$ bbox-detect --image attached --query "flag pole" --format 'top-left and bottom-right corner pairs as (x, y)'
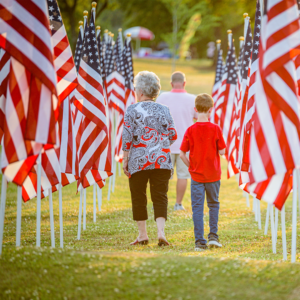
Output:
(0, 175), (7, 255)
(265, 203), (270, 235)
(36, 152), (42, 247)
(257, 199), (261, 230)
(216, 39), (221, 51)
(227, 30), (232, 48)
(281, 204), (287, 260)
(270, 204), (276, 254)
(92, 2), (97, 22)
(79, 21), (84, 40)
(49, 188), (55, 248)
(97, 184), (102, 211)
(274, 207), (279, 243)
(239, 36), (244, 50)
(83, 188), (86, 230)
(77, 189), (83, 240)
(16, 185), (22, 247)
(243, 13), (249, 38)
(58, 183), (63, 248)
(83, 11), (88, 31)
(291, 168), (298, 262)
(112, 111), (119, 193)
(93, 184), (96, 222)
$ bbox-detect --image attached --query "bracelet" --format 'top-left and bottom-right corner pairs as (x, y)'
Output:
(123, 157), (129, 160)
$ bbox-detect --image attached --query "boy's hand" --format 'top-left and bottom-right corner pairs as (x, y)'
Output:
(180, 150), (190, 167)
(219, 148), (226, 156)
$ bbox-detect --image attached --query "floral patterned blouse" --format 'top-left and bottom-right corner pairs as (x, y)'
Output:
(122, 101), (177, 177)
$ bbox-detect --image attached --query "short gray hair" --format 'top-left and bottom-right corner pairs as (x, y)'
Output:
(171, 71), (186, 83)
(134, 71), (161, 99)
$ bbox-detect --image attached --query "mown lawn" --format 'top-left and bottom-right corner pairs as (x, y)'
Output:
(1, 59), (300, 300)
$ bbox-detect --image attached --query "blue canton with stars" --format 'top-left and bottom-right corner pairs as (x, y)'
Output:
(226, 45), (237, 85)
(214, 49), (224, 84)
(251, 0), (261, 64)
(81, 13), (101, 74)
(241, 23), (253, 80)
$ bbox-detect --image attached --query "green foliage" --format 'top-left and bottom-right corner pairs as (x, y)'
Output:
(59, 0), (256, 57)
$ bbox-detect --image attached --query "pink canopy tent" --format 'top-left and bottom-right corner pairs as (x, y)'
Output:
(124, 27), (155, 50)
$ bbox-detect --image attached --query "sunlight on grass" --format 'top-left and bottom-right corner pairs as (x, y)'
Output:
(0, 59), (299, 299)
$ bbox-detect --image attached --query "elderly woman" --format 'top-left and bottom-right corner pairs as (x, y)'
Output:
(122, 71), (177, 246)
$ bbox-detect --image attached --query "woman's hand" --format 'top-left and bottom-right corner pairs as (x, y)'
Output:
(123, 158), (130, 177)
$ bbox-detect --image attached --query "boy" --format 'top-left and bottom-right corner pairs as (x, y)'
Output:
(180, 93), (226, 251)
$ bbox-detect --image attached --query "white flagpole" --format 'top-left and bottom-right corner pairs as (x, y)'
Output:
(291, 168), (298, 262)
(243, 191), (250, 207)
(257, 199), (261, 230)
(97, 185), (102, 211)
(112, 112), (118, 193)
(16, 186), (22, 247)
(274, 208), (279, 243)
(0, 175), (7, 255)
(118, 162), (121, 176)
(253, 196), (257, 219)
(77, 189), (83, 240)
(36, 152), (42, 247)
(83, 11), (88, 31)
(58, 184), (63, 248)
(83, 188), (86, 230)
(49, 188), (55, 248)
(108, 111), (115, 200)
(264, 204), (270, 235)
(270, 204), (276, 254)
(93, 184), (96, 222)
(281, 204), (287, 261)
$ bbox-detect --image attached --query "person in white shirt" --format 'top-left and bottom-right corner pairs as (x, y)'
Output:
(156, 71), (197, 211)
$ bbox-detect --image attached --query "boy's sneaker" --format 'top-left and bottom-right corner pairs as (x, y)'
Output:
(195, 242), (208, 251)
(208, 236), (222, 248)
(174, 203), (185, 211)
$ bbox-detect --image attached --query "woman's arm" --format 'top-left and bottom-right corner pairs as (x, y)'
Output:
(122, 108), (134, 177)
(166, 108), (177, 145)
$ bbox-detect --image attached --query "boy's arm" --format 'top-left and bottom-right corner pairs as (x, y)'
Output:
(180, 150), (190, 167)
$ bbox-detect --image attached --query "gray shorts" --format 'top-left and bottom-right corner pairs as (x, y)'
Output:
(171, 153), (190, 179)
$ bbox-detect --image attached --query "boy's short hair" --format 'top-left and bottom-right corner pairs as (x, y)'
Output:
(195, 93), (214, 113)
(171, 71), (186, 83)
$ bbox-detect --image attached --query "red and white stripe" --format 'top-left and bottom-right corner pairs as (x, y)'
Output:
(249, 0), (300, 209)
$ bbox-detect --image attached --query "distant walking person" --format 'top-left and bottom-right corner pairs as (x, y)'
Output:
(180, 94), (226, 251)
(122, 71), (177, 246)
(156, 71), (197, 211)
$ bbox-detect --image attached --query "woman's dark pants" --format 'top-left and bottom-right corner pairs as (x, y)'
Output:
(129, 169), (171, 221)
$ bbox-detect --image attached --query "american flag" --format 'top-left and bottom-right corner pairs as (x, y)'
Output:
(73, 9), (112, 190)
(74, 25), (84, 73)
(213, 41), (231, 127)
(226, 41), (244, 178)
(105, 39), (126, 115)
(96, 27), (106, 85)
(236, 22), (253, 170)
(217, 43), (237, 144)
(211, 47), (224, 105)
(240, 0), (261, 179)
(0, 0), (58, 185)
(248, 0), (300, 209)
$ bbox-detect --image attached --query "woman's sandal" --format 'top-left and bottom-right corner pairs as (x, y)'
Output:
(130, 238), (149, 246)
(158, 238), (169, 246)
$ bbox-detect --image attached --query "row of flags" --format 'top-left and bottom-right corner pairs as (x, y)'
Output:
(0, 0), (135, 202)
(211, 0), (300, 210)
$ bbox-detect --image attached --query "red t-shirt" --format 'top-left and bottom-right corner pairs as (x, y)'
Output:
(180, 122), (226, 183)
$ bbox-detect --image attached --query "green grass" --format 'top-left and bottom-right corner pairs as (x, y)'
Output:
(1, 59), (300, 299)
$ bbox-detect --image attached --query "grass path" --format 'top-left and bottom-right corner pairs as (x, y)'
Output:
(1, 59), (300, 299)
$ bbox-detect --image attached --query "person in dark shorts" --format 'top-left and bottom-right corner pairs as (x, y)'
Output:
(180, 93), (226, 251)
(122, 71), (177, 246)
